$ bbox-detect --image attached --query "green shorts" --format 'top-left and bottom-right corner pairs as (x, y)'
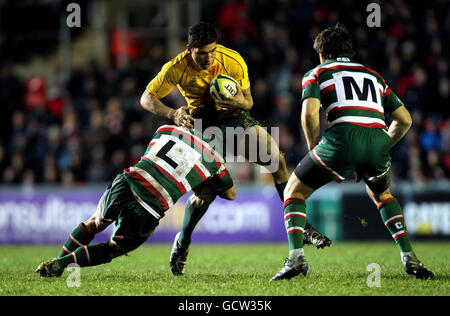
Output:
(310, 124), (391, 184)
(219, 111), (260, 132)
(100, 173), (159, 243)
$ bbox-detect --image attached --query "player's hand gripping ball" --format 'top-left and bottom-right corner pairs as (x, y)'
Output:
(210, 74), (238, 101)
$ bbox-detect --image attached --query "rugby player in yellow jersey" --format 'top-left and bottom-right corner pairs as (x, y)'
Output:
(140, 22), (331, 276)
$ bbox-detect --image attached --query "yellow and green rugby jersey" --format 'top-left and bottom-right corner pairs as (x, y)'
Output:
(123, 125), (233, 220)
(146, 44), (250, 119)
(301, 57), (404, 130)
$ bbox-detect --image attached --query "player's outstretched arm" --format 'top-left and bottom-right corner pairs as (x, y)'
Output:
(387, 105), (412, 148)
(140, 89), (194, 129)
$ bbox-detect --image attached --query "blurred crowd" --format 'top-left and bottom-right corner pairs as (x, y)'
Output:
(0, 0), (449, 187)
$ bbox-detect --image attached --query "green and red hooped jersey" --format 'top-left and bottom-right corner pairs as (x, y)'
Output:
(301, 57), (405, 130)
(123, 125), (232, 220)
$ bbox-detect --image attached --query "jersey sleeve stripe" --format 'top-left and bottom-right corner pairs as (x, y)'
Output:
(384, 86), (393, 98)
(302, 78), (319, 89)
(321, 84), (336, 94)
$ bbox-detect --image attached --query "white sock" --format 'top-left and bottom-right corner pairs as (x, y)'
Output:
(289, 248), (304, 260)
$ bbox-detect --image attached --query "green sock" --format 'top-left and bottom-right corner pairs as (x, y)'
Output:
(283, 198), (307, 252)
(275, 181), (287, 201)
(58, 223), (94, 258)
(276, 181), (313, 229)
(178, 198), (209, 247)
(378, 197), (412, 253)
(58, 243), (111, 270)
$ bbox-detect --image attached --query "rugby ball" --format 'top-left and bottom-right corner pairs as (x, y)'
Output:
(210, 74), (238, 101)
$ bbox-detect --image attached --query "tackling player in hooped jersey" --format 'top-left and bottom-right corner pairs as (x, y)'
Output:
(141, 21), (331, 276)
(271, 23), (434, 281)
(35, 125), (235, 277)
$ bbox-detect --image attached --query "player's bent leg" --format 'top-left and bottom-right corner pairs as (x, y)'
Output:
(39, 233), (149, 277)
(243, 126), (330, 249)
(37, 242), (113, 277)
(178, 188), (216, 248)
(83, 210), (113, 235)
(171, 186), (217, 276)
(244, 125), (289, 190)
(57, 192), (114, 259)
(170, 232), (189, 276)
(291, 154), (333, 249)
(365, 183), (434, 280)
(270, 174), (312, 281)
(283, 173), (315, 254)
(56, 197), (103, 259)
(271, 154), (334, 281)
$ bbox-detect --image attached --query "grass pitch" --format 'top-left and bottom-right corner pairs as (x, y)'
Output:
(0, 241), (448, 296)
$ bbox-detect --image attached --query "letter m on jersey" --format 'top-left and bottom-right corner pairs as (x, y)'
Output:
(326, 71), (386, 129)
(332, 71), (384, 113)
(343, 76), (377, 102)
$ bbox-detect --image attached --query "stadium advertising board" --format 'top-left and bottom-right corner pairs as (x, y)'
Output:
(2, 184), (445, 244)
(341, 188), (450, 240)
(0, 186), (289, 244)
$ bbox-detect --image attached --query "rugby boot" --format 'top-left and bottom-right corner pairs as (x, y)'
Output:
(170, 232), (189, 276)
(304, 223), (332, 249)
(270, 256), (308, 281)
(35, 258), (63, 277)
(402, 252), (434, 280)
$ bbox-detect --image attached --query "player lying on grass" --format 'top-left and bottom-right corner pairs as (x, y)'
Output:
(140, 21), (331, 276)
(35, 124), (236, 277)
(271, 23), (434, 281)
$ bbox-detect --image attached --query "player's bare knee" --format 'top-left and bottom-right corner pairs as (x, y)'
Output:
(284, 179), (300, 200)
(83, 216), (98, 234)
(284, 173), (314, 201)
(367, 186), (393, 205)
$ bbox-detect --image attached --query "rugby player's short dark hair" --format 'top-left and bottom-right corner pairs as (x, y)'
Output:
(313, 23), (355, 59)
(188, 22), (217, 48)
